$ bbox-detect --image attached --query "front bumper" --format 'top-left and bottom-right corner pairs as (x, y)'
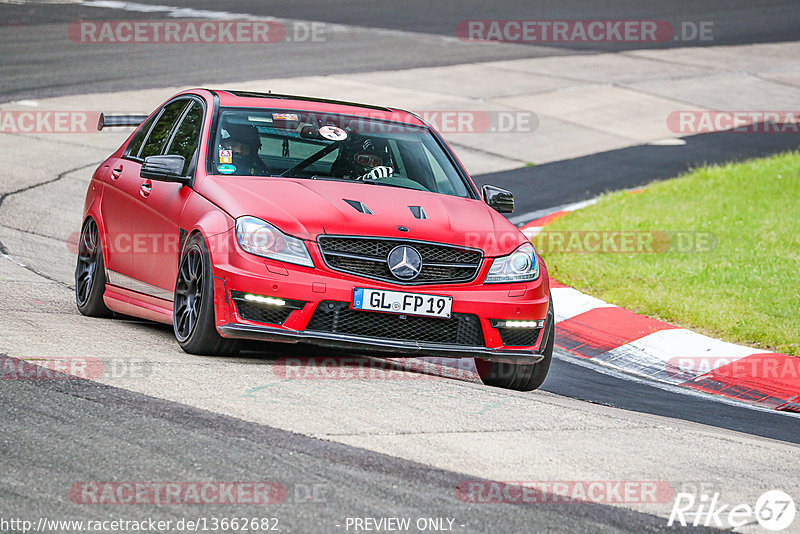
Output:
(210, 232), (552, 362)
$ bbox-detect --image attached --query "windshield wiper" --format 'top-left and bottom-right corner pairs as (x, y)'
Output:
(358, 179), (410, 190)
(303, 174), (413, 190)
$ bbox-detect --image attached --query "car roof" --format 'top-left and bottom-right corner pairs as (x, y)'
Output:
(208, 89), (426, 126)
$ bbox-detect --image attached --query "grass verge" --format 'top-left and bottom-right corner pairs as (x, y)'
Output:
(537, 151), (799, 356)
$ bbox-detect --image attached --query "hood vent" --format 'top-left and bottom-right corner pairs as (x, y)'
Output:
(408, 206), (427, 220)
(343, 199), (373, 215)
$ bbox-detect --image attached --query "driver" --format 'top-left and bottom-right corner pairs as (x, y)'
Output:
(219, 123), (269, 176)
(331, 136), (394, 181)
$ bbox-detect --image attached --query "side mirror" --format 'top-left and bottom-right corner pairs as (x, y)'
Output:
(140, 155), (189, 184)
(482, 184), (515, 213)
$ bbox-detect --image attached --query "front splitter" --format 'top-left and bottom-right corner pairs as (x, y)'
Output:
(218, 323), (546, 364)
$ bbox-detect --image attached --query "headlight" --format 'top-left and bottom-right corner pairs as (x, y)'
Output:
(484, 242), (539, 283)
(235, 216), (314, 267)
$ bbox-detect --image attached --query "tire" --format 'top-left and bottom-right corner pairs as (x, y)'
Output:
(173, 233), (239, 356)
(476, 295), (554, 391)
(75, 218), (113, 317)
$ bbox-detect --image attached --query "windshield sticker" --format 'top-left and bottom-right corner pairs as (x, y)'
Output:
(319, 125), (348, 141)
(273, 113), (299, 121)
(218, 164), (236, 175)
(248, 115), (273, 123)
(219, 149), (232, 164)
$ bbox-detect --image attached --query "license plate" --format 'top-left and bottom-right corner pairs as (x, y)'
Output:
(352, 288), (453, 319)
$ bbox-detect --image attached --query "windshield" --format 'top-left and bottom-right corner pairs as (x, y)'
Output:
(209, 108), (471, 197)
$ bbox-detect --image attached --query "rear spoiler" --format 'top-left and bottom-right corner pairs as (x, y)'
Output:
(97, 113), (149, 131)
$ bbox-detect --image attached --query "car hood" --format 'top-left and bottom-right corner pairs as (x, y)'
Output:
(199, 176), (527, 256)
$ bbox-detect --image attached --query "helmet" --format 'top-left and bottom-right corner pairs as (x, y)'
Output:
(331, 135), (392, 178)
(220, 123), (261, 156)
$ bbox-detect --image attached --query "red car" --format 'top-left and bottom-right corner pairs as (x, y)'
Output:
(76, 89), (554, 390)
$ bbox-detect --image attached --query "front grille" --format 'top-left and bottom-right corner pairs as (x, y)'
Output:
(306, 301), (485, 346)
(317, 236), (482, 285)
(497, 327), (542, 347)
(231, 291), (305, 325)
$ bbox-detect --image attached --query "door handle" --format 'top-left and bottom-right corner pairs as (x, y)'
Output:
(111, 166), (123, 179)
(140, 180), (152, 198)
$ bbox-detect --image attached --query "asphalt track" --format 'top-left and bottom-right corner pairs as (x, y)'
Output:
(132, 0), (800, 50)
(478, 127), (800, 217)
(3, 0), (800, 102)
(1, 2), (800, 533)
(0, 356), (716, 533)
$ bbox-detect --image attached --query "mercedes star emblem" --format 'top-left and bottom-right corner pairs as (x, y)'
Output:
(387, 246), (422, 280)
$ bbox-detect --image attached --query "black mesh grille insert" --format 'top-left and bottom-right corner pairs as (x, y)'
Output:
(326, 256), (391, 279)
(497, 327), (541, 347)
(231, 291), (305, 325)
(306, 301), (484, 346)
(235, 300), (294, 325)
(317, 236), (482, 285)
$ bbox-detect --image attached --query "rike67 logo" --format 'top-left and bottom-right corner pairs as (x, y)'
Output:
(669, 490), (796, 531)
